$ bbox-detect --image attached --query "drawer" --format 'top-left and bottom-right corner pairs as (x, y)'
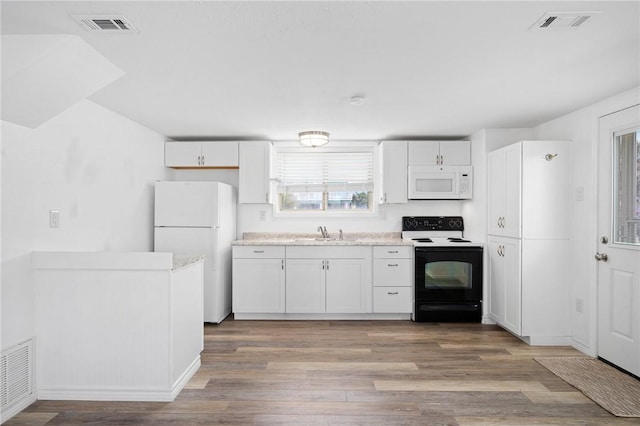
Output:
(286, 246), (371, 259)
(373, 259), (412, 287)
(373, 287), (412, 313)
(373, 246), (413, 259)
(233, 245), (285, 258)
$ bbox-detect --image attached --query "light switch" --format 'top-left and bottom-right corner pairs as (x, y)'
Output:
(49, 210), (60, 228)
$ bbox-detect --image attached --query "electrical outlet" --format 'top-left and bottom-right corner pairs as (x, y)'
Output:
(259, 210), (266, 221)
(575, 298), (583, 313)
(575, 186), (584, 201)
(49, 210), (60, 228)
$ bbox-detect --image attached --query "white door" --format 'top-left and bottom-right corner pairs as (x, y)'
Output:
(597, 105), (640, 377)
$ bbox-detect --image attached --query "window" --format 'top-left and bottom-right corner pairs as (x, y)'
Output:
(614, 128), (640, 244)
(275, 146), (376, 215)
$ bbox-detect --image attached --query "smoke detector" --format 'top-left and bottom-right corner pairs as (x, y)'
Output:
(530, 11), (600, 30)
(72, 15), (137, 32)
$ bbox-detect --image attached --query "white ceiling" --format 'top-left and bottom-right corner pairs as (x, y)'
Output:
(1, 1), (639, 140)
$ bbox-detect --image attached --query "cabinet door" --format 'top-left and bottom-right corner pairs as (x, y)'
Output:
(239, 141), (272, 204)
(487, 237), (505, 324)
(501, 238), (522, 335)
(521, 141), (570, 239)
(201, 142), (239, 167)
(286, 259), (325, 313)
(232, 258), (285, 313)
(502, 143), (522, 238)
(325, 258), (368, 313)
(439, 141), (470, 165)
(165, 141), (201, 167)
(487, 150), (504, 236)
(379, 141), (407, 204)
(407, 141), (440, 166)
(488, 237), (521, 335)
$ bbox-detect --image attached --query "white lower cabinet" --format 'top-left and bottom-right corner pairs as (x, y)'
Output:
(285, 246), (372, 314)
(488, 236), (570, 343)
(372, 246), (413, 313)
(488, 237), (521, 335)
(232, 246), (285, 313)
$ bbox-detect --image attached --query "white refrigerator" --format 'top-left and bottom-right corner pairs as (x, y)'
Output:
(154, 181), (236, 323)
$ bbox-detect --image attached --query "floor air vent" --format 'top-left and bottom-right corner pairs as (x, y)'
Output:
(1, 340), (33, 412)
(531, 11), (600, 30)
(72, 15), (137, 32)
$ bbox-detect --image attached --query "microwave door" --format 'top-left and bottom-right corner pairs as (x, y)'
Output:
(409, 167), (459, 199)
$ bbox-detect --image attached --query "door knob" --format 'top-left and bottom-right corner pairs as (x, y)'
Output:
(595, 252), (608, 262)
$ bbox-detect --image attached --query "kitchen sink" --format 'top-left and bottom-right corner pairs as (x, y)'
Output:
(295, 238), (337, 242)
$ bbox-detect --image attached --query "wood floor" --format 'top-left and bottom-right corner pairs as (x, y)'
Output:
(8, 319), (639, 425)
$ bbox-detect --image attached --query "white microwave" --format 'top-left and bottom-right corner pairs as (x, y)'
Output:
(408, 166), (473, 199)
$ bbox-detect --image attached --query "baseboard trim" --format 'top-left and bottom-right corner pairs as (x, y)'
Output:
(37, 356), (201, 402)
(233, 313), (412, 320)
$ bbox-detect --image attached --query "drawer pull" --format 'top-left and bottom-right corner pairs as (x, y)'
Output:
(387, 292), (399, 295)
(253, 250), (265, 253)
(387, 250), (398, 254)
(388, 263), (398, 267)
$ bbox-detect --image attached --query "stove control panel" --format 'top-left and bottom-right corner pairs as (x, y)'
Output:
(402, 216), (464, 232)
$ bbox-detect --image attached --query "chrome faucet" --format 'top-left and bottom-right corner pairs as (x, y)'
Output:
(317, 226), (329, 238)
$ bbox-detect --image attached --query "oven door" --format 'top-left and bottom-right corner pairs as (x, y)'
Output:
(414, 246), (483, 302)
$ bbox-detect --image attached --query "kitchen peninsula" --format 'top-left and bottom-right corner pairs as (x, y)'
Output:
(32, 251), (204, 402)
(232, 233), (414, 320)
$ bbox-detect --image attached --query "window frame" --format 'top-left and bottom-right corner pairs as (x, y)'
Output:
(272, 141), (380, 218)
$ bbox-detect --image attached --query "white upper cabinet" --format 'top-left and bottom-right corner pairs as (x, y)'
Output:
(379, 141), (407, 204)
(488, 140), (571, 239)
(488, 143), (522, 238)
(408, 141), (470, 166)
(165, 141), (238, 168)
(239, 141), (273, 204)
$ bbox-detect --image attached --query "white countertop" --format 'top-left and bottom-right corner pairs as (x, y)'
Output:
(232, 232), (414, 247)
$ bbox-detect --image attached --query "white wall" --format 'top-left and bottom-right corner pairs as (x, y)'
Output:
(1, 99), (168, 351)
(532, 86), (640, 355)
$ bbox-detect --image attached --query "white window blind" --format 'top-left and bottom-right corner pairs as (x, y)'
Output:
(276, 151), (374, 193)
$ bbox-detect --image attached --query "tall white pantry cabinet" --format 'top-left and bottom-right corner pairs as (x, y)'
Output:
(487, 140), (571, 345)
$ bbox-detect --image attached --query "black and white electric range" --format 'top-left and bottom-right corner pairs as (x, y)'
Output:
(402, 216), (483, 322)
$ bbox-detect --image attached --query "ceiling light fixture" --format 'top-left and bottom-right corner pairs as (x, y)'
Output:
(298, 131), (329, 147)
(350, 96), (365, 106)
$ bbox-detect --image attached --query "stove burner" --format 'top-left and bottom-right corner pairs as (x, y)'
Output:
(412, 238), (433, 243)
(447, 237), (471, 243)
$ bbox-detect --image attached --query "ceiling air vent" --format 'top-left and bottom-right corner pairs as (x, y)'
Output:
(72, 15), (137, 33)
(530, 11), (600, 30)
